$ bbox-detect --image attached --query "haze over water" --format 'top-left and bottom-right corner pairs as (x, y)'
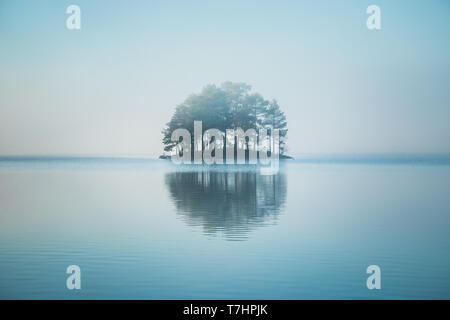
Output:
(0, 155), (449, 299)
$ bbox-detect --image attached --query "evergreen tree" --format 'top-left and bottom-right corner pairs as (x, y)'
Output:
(261, 100), (288, 155)
(161, 82), (289, 157)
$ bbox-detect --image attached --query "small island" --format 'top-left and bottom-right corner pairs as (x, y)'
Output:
(160, 82), (292, 162)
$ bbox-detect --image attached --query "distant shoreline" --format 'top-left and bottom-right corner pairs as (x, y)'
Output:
(1, 153), (450, 166)
(158, 154), (295, 161)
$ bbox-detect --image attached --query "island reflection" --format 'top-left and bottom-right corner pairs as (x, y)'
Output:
(165, 169), (287, 240)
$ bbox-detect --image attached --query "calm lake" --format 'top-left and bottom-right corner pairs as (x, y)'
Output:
(0, 156), (450, 299)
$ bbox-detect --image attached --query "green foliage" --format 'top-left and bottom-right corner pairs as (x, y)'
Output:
(162, 82), (288, 154)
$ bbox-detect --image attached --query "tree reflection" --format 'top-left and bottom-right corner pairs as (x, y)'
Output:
(165, 169), (287, 240)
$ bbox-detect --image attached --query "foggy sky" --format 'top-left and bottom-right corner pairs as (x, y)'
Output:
(1, 0), (449, 157)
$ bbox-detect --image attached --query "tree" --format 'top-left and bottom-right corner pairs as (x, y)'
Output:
(161, 82), (288, 158)
(261, 100), (288, 155)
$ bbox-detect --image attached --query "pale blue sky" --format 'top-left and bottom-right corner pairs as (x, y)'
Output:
(0, 0), (449, 157)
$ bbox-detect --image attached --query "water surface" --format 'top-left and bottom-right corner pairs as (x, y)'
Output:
(0, 156), (449, 299)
